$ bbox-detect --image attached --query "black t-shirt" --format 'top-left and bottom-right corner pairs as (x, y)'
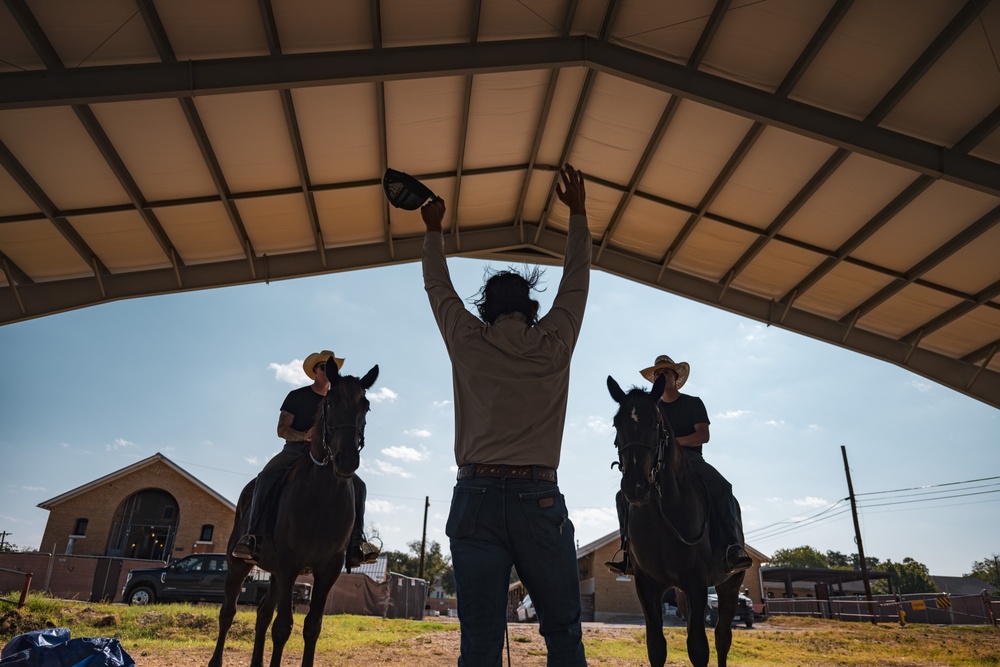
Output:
(280, 386), (326, 434)
(658, 393), (710, 456)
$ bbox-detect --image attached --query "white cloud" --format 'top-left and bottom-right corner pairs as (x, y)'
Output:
(741, 323), (768, 341)
(21, 485), (45, 492)
(244, 456), (259, 466)
(269, 360), (308, 385)
(371, 459), (413, 478)
(716, 410), (751, 420)
(369, 387), (398, 403)
(107, 437), (136, 452)
(586, 416), (613, 436)
(570, 507), (617, 528)
(765, 419), (786, 427)
(404, 428), (432, 438)
(367, 499), (408, 514)
(908, 380), (932, 393)
(382, 445), (427, 462)
(433, 400), (452, 409)
(793, 496), (829, 508)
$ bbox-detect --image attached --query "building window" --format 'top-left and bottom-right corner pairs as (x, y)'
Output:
(72, 518), (88, 537)
(199, 525), (214, 542)
(163, 505), (175, 520)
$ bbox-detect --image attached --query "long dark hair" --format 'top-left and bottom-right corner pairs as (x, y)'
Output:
(472, 266), (545, 325)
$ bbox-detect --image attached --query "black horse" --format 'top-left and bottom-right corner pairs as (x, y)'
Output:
(607, 373), (744, 667)
(209, 365), (379, 667)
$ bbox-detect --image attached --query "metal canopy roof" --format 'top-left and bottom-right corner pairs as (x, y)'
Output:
(1, 0), (999, 408)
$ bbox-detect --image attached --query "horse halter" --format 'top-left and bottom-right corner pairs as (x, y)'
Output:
(310, 394), (366, 467)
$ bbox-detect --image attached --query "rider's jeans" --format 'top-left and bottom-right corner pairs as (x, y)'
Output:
(448, 477), (587, 667)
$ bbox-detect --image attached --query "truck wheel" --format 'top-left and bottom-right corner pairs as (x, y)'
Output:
(706, 610), (718, 628)
(128, 585), (155, 605)
(745, 614), (754, 628)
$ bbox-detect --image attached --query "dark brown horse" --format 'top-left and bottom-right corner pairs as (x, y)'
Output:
(607, 373), (744, 667)
(209, 365), (379, 667)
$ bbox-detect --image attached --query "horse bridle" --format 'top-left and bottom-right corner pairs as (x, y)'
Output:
(611, 409), (668, 488)
(612, 405), (708, 547)
(310, 395), (366, 467)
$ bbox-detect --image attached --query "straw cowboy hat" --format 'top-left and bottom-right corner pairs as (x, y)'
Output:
(639, 354), (690, 389)
(303, 350), (345, 380)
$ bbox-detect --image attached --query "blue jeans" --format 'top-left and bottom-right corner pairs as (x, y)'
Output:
(448, 478), (587, 666)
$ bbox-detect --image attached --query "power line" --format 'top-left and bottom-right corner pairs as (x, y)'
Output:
(747, 507), (853, 542)
(745, 499), (848, 536)
(854, 481), (1000, 503)
(854, 474), (1000, 497)
(857, 487), (1000, 509)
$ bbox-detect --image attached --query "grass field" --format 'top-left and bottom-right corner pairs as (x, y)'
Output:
(1, 594), (998, 666)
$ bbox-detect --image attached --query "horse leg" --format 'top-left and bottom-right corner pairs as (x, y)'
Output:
(713, 575), (742, 667)
(681, 581), (710, 667)
(209, 559), (253, 667)
(633, 572), (667, 667)
(266, 570), (298, 667)
(300, 566), (341, 667)
(251, 585), (277, 667)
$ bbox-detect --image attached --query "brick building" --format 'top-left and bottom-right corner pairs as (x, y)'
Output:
(37, 453), (236, 561)
(576, 531), (769, 622)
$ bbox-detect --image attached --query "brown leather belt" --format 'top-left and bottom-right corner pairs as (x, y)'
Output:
(457, 464), (557, 483)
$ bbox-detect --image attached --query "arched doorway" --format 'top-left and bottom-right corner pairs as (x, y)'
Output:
(107, 488), (179, 560)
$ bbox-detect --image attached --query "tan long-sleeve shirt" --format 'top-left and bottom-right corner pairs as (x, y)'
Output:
(422, 215), (591, 469)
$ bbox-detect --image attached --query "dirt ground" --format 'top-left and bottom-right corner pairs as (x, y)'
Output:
(126, 620), (651, 667)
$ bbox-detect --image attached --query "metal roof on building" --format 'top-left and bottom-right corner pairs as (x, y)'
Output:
(2, 0), (998, 407)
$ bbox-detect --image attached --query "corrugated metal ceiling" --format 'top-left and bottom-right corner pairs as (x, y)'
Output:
(1, 0), (998, 408)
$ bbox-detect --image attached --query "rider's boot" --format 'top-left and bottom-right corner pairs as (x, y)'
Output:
(231, 534), (258, 563)
(347, 533), (380, 568)
(604, 549), (633, 576)
(725, 544), (752, 573)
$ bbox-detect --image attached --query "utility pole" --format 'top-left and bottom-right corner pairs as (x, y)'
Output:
(418, 496), (430, 580)
(841, 446), (876, 624)
(0, 531), (10, 551)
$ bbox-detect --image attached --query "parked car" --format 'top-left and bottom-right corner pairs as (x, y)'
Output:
(515, 594), (536, 622)
(706, 586), (754, 628)
(122, 553), (311, 606)
(674, 587), (755, 628)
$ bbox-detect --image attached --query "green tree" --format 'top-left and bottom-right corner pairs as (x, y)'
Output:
(770, 545), (829, 568)
(825, 550), (852, 568)
(383, 541), (456, 596)
(964, 554), (1000, 588)
(873, 557), (936, 594)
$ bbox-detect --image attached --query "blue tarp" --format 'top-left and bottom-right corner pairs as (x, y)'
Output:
(0, 628), (135, 667)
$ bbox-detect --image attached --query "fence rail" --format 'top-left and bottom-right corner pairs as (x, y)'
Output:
(765, 591), (998, 626)
(0, 566), (33, 609)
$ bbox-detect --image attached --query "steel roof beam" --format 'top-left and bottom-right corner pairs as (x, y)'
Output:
(257, 0), (327, 266)
(512, 0), (578, 235)
(5, 36), (998, 197)
(600, 0), (732, 264)
(136, 0), (257, 273)
(533, 0), (621, 243)
(0, 140), (109, 276)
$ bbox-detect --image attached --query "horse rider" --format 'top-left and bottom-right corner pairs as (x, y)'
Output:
(606, 354), (753, 576)
(232, 350), (380, 568)
(419, 164), (590, 666)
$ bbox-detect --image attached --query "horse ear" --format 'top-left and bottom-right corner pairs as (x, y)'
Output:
(360, 364), (379, 390)
(652, 372), (666, 397)
(607, 375), (626, 403)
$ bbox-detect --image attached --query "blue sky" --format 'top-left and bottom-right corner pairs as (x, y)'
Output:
(1, 257), (996, 576)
